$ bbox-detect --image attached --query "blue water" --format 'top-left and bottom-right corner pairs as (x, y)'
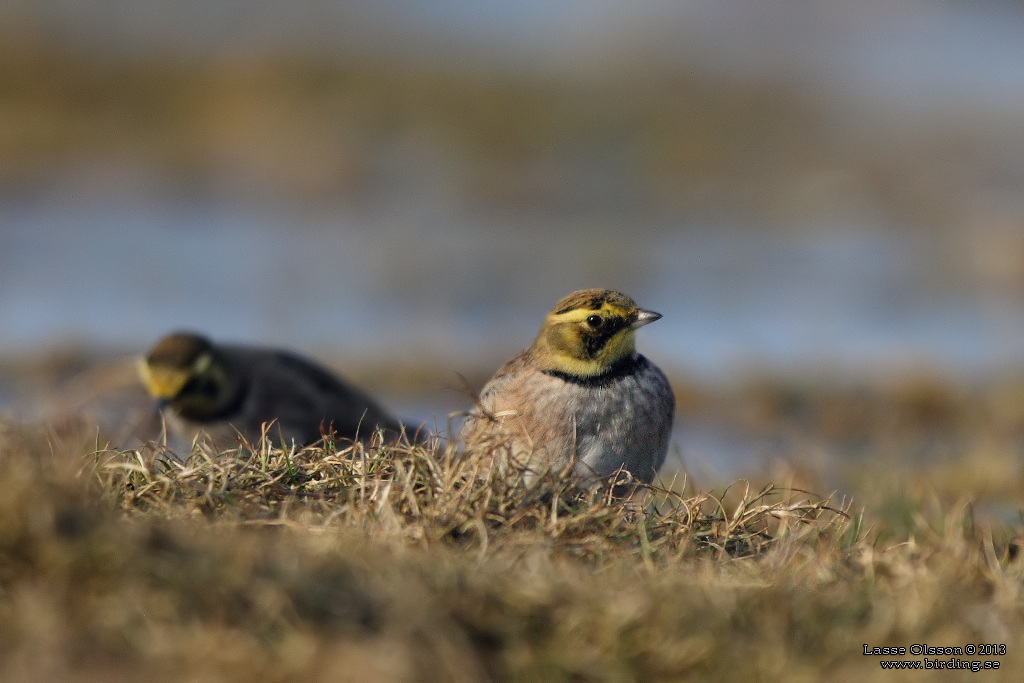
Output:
(2, 194), (1023, 383)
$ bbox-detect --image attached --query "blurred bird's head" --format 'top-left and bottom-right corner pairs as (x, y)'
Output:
(530, 288), (662, 377)
(138, 332), (232, 418)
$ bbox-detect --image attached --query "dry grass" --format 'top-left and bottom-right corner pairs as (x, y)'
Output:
(108, 426), (844, 562)
(1, 416), (1023, 681)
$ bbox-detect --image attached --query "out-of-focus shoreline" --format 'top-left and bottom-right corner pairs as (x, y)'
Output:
(3, 34), (1023, 235)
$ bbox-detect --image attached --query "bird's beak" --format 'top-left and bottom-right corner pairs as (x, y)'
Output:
(631, 309), (662, 329)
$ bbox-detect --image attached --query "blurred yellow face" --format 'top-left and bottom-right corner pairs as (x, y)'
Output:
(138, 360), (191, 400)
(137, 353), (211, 400)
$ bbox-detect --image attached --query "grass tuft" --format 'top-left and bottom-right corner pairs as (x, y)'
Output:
(102, 431), (846, 565)
(1, 417), (1023, 681)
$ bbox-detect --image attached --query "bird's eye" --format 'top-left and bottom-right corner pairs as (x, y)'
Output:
(586, 315), (603, 328)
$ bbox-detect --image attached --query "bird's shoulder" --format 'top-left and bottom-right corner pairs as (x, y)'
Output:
(222, 346), (369, 412)
(223, 345), (400, 437)
(478, 349), (543, 399)
(222, 346), (339, 390)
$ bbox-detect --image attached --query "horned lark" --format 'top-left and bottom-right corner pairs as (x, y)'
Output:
(139, 332), (406, 446)
(459, 289), (674, 485)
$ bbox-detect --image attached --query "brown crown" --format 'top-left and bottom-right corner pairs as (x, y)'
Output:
(146, 332), (214, 368)
(551, 289), (637, 315)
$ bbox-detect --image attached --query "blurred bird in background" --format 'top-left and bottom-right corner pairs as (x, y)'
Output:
(139, 332), (412, 447)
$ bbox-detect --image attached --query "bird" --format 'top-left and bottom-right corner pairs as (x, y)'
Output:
(138, 332), (409, 447)
(459, 288), (674, 486)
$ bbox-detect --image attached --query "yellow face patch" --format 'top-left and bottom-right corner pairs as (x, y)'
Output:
(137, 359), (191, 400)
(531, 289), (661, 377)
(534, 302), (640, 376)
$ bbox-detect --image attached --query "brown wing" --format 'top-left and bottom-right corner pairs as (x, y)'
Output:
(458, 350), (537, 444)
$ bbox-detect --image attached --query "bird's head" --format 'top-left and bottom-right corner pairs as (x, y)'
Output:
(530, 288), (662, 377)
(138, 332), (232, 418)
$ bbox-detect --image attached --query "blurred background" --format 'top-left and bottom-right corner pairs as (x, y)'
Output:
(4, 0), (1024, 510)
